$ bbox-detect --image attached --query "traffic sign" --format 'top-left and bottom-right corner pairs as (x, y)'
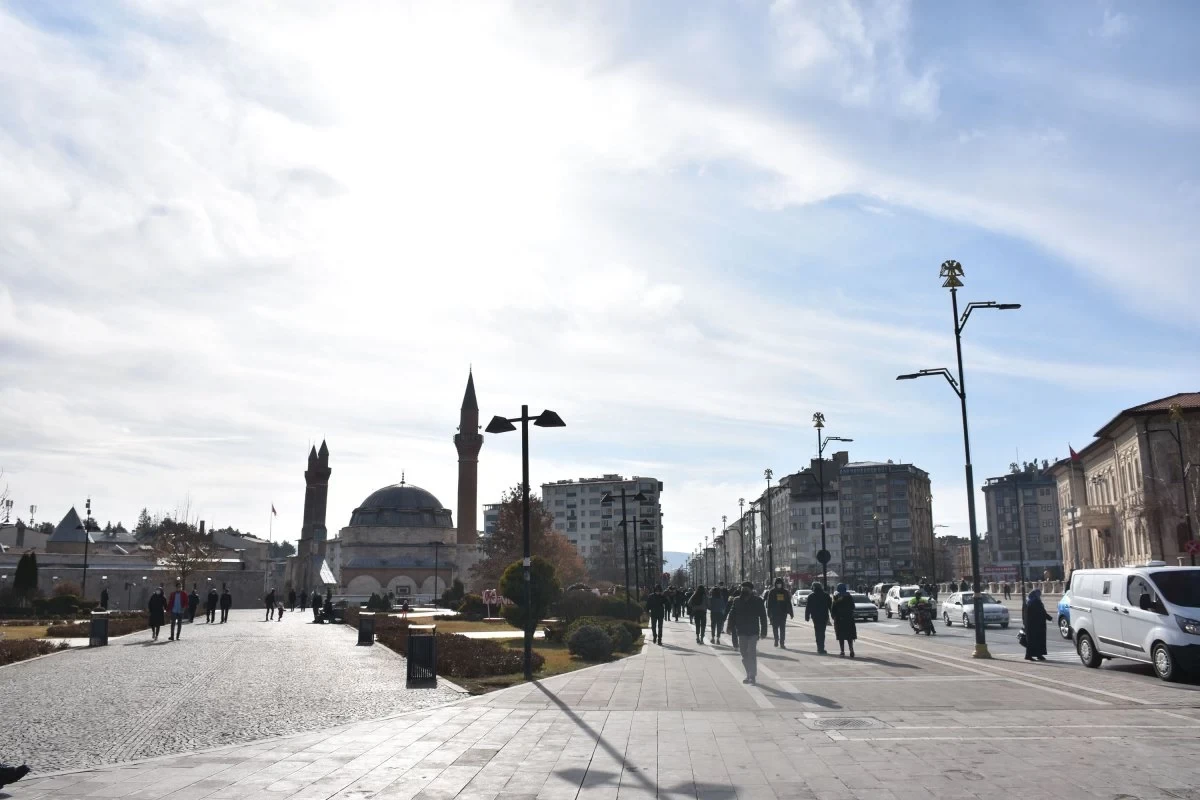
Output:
(816, 549), (831, 565)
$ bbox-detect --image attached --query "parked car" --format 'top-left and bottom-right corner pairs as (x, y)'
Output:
(850, 593), (879, 622)
(1057, 591), (1073, 639)
(884, 585), (921, 619)
(793, 589), (812, 607)
(1069, 564), (1200, 681)
(869, 582), (895, 608)
(939, 592), (1010, 629)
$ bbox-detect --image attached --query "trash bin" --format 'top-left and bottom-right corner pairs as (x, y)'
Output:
(406, 625), (437, 687)
(89, 610), (110, 647)
(357, 612), (376, 646)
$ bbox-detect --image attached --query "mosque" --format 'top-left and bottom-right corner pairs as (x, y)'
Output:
(284, 371), (484, 600)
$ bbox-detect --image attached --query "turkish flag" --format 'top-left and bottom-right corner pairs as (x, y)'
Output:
(1069, 445), (1080, 462)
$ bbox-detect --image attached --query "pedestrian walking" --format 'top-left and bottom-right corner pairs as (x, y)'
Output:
(1003, 582), (1012, 600)
(673, 589), (684, 622)
(147, 586), (166, 641)
(167, 582), (188, 641)
(287, 588), (297, 611)
(687, 586), (708, 643)
(1022, 588), (1052, 662)
(830, 583), (857, 658)
(219, 586), (232, 623)
(765, 578), (794, 648)
(726, 581), (768, 684)
(299, 590), (308, 612)
(804, 582), (831, 654)
(312, 590), (323, 622)
(277, 601), (285, 621)
(205, 585), (219, 623)
(188, 585), (200, 623)
(264, 588), (277, 621)
(645, 585), (668, 644)
(100, 587), (109, 610)
(709, 586), (729, 645)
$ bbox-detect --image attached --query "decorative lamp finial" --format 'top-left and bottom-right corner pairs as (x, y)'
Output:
(939, 259), (964, 288)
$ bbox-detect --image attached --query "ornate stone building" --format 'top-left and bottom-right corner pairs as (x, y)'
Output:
(1050, 393), (1200, 571)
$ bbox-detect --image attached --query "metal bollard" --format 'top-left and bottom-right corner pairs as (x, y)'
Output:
(358, 612), (376, 645)
(89, 610), (110, 647)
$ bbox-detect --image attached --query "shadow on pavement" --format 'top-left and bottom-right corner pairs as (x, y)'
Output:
(849, 655), (920, 669)
(756, 683), (842, 709)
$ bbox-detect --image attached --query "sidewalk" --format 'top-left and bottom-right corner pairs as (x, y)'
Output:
(12, 614), (1200, 800)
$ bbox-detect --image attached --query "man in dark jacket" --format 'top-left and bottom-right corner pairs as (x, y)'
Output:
(645, 585), (668, 644)
(804, 582), (831, 654)
(299, 589), (308, 612)
(99, 587), (109, 610)
(187, 585), (201, 623)
(264, 588), (277, 621)
(765, 578), (794, 649)
(205, 586), (219, 623)
(312, 590), (323, 622)
(726, 581), (768, 684)
(219, 586), (232, 623)
(287, 588), (297, 611)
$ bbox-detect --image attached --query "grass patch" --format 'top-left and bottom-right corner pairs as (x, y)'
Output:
(452, 639), (642, 695)
(423, 619), (521, 635)
(0, 626), (49, 641)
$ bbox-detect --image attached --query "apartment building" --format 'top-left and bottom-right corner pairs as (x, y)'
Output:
(837, 461), (933, 585)
(982, 462), (1064, 581)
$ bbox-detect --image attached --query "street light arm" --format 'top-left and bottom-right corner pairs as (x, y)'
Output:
(959, 301), (1021, 332)
(896, 368), (961, 397)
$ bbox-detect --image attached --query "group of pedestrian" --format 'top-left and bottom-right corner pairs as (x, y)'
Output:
(146, 581), (234, 641)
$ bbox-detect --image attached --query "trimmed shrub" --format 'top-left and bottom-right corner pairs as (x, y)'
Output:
(568, 625), (613, 662)
(566, 616), (643, 647)
(365, 593), (390, 611)
(610, 625), (634, 653)
(500, 557), (561, 631)
(52, 581), (82, 598)
(457, 594), (487, 621)
(0, 639), (69, 667)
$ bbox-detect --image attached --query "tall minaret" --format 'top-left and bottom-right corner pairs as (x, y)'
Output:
(454, 371), (483, 545)
(302, 440), (332, 579)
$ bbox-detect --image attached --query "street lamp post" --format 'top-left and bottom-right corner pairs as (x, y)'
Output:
(812, 414), (853, 591)
(763, 469), (775, 582)
(616, 516), (646, 600)
(896, 259), (1019, 659)
(721, 515), (728, 583)
(873, 513), (882, 586)
(602, 487), (648, 608)
(428, 541), (443, 604)
(485, 405), (566, 680)
(78, 497), (97, 598)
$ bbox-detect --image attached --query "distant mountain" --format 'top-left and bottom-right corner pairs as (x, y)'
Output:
(663, 551), (690, 572)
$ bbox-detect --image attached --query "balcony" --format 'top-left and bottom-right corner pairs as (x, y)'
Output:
(1065, 505), (1116, 530)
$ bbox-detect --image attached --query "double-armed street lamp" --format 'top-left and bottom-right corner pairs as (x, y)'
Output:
(812, 414), (852, 590)
(601, 487), (648, 608)
(720, 515), (728, 583)
(763, 469), (775, 583)
(896, 259), (1019, 659)
(485, 405), (566, 680)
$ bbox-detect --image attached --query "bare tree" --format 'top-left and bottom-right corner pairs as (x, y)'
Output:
(152, 519), (215, 589)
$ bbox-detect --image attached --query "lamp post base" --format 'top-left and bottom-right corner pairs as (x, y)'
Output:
(971, 643), (992, 659)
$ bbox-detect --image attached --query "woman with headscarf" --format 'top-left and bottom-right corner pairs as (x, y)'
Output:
(1023, 587), (1052, 661)
(829, 582), (857, 658)
(147, 586), (166, 641)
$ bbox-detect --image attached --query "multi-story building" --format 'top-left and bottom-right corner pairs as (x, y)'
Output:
(541, 474), (664, 586)
(1049, 393), (1200, 571)
(983, 462), (1064, 581)
(934, 534), (970, 585)
(837, 461), (933, 585)
(773, 452), (848, 582)
(481, 504), (501, 539)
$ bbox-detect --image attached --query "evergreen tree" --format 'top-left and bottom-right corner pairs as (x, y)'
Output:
(471, 485), (588, 589)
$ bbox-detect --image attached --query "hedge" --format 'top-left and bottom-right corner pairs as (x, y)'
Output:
(45, 613), (148, 638)
(565, 616), (642, 651)
(0, 639), (69, 667)
(568, 625), (613, 661)
(344, 609), (546, 678)
(555, 590), (642, 623)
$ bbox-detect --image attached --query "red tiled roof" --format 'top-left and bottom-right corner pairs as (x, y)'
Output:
(1094, 391), (1200, 438)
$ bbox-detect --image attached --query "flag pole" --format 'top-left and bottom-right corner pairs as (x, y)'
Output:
(269, 507), (273, 543)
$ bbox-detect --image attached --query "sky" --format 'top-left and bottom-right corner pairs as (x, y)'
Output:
(1, 1), (1197, 559)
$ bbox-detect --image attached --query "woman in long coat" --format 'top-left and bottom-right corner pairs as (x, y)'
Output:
(147, 587), (167, 641)
(1023, 588), (1052, 661)
(829, 583), (857, 658)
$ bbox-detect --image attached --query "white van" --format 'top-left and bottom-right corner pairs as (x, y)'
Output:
(1068, 564), (1200, 681)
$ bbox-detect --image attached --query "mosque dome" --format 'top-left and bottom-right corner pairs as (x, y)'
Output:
(348, 482), (454, 529)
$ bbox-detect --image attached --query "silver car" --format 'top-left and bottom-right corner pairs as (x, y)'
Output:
(940, 592), (1010, 629)
(851, 593), (879, 622)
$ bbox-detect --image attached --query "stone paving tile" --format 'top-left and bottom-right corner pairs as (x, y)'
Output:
(1, 609), (463, 774)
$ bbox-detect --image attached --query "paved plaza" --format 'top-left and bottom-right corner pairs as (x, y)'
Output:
(6, 612), (1200, 800)
(0, 610), (464, 774)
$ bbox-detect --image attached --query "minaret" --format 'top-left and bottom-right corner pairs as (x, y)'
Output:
(454, 371), (483, 545)
(302, 443), (331, 563)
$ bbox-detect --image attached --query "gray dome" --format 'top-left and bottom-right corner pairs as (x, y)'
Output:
(349, 483), (454, 529)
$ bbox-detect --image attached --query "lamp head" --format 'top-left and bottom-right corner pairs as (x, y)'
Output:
(997, 303), (1021, 310)
(534, 409), (565, 428)
(485, 416), (516, 434)
(896, 373), (923, 381)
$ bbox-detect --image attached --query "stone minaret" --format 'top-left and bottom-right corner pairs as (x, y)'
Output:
(454, 371), (483, 545)
(299, 441), (331, 586)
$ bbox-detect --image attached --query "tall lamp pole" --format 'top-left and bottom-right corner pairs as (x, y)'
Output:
(721, 515), (728, 583)
(812, 414), (853, 590)
(602, 487), (648, 609)
(485, 405), (566, 680)
(896, 259), (1019, 659)
(763, 470), (774, 582)
(736, 505), (746, 582)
